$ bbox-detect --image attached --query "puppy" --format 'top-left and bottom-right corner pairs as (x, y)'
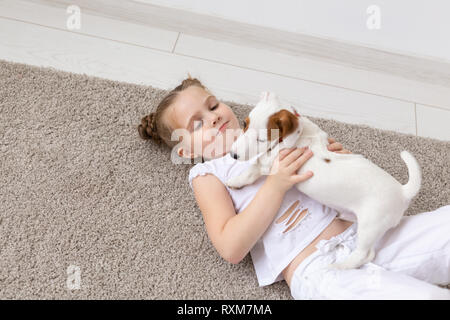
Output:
(226, 91), (422, 269)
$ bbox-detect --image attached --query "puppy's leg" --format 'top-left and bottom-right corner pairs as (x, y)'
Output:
(330, 228), (377, 270)
(330, 213), (390, 270)
(337, 210), (357, 223)
(226, 164), (262, 189)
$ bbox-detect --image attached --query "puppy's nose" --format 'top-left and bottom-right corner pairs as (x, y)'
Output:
(231, 152), (239, 160)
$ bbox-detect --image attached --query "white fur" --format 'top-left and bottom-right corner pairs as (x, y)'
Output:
(227, 91), (422, 269)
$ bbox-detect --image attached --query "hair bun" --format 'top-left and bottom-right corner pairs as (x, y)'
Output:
(181, 74), (204, 89)
(138, 113), (161, 143)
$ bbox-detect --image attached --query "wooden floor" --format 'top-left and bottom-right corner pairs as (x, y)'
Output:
(1, 0), (449, 141)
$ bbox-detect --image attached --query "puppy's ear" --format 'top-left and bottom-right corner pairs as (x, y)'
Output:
(267, 109), (299, 142)
(260, 91), (268, 100)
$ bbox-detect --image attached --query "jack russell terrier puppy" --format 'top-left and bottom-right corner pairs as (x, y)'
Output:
(226, 91), (422, 270)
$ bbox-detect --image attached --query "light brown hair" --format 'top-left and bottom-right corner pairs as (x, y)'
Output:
(137, 74), (212, 149)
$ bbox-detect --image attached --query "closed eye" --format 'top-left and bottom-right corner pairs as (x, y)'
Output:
(193, 103), (220, 130)
(257, 138), (266, 143)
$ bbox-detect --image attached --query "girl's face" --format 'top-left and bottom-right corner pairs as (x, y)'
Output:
(168, 86), (242, 160)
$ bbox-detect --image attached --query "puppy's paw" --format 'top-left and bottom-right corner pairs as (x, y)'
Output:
(328, 262), (357, 270)
(329, 249), (376, 270)
(225, 176), (246, 189)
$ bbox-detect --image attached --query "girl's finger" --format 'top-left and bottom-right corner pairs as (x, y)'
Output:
(281, 147), (307, 164)
(291, 171), (314, 183)
(278, 148), (296, 161)
(327, 142), (343, 151)
(287, 149), (313, 172)
(328, 137), (336, 144)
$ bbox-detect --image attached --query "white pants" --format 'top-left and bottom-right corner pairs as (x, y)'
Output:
(290, 205), (450, 300)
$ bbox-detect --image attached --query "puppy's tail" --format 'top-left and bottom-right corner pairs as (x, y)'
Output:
(400, 151), (422, 200)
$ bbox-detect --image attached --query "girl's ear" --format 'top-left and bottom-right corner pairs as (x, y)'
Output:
(177, 146), (195, 159)
(177, 147), (186, 158)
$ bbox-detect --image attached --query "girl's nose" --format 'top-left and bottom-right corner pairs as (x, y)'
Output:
(212, 115), (221, 126)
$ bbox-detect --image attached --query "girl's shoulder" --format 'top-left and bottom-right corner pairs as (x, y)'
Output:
(188, 153), (249, 190)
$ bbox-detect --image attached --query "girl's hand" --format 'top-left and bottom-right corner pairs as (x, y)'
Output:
(327, 137), (352, 154)
(267, 147), (314, 194)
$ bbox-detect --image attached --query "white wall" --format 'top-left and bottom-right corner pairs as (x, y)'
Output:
(138, 0), (450, 63)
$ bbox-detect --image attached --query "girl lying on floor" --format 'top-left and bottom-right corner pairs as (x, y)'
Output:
(138, 75), (450, 299)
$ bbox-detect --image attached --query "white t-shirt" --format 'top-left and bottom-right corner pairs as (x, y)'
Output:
(188, 153), (338, 287)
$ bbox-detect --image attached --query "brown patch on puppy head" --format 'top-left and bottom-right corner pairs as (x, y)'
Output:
(243, 116), (250, 132)
(267, 109), (299, 142)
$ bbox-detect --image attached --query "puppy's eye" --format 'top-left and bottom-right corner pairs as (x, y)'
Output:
(257, 138), (266, 143)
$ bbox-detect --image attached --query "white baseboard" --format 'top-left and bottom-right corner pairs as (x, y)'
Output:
(29, 0), (450, 88)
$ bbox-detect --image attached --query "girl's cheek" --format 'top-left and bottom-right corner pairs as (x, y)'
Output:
(202, 131), (216, 145)
(190, 133), (201, 151)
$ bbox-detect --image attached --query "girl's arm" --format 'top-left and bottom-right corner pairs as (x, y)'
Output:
(220, 178), (287, 264)
(222, 147), (314, 264)
(195, 148), (313, 264)
(192, 173), (286, 265)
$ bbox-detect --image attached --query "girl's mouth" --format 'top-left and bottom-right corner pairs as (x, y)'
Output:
(218, 121), (229, 134)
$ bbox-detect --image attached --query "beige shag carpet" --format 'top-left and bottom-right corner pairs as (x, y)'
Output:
(0, 60), (448, 299)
